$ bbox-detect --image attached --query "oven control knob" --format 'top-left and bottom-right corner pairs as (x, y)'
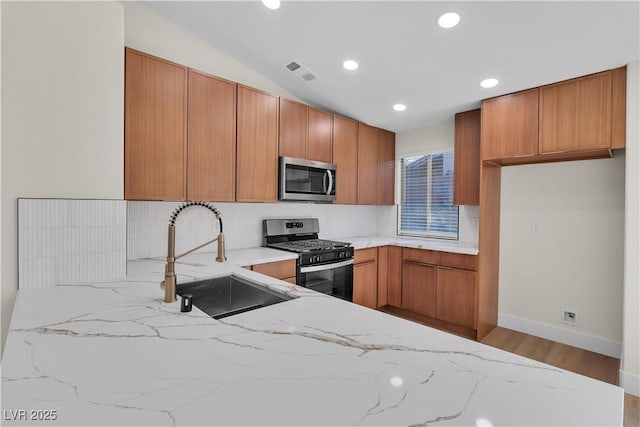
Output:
(339, 252), (345, 259)
(315, 255), (322, 263)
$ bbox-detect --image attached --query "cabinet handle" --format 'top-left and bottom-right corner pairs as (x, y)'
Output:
(542, 150), (566, 155)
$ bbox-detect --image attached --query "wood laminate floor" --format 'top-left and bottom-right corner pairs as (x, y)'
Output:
(481, 327), (640, 427)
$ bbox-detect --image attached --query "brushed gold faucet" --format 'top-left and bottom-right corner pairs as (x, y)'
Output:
(161, 201), (226, 303)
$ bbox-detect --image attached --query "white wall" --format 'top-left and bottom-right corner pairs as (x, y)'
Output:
(122, 2), (301, 101)
(1, 1), (124, 354)
(498, 155), (625, 357)
(395, 117), (480, 246)
(621, 61), (640, 396)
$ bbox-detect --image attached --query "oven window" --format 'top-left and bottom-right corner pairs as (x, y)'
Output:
(298, 264), (353, 301)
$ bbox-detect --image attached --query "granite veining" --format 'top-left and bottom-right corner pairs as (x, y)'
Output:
(1, 251), (621, 426)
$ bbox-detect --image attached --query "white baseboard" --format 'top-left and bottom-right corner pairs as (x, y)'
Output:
(497, 313), (622, 358)
(620, 370), (640, 397)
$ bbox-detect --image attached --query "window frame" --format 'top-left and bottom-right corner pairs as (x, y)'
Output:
(396, 149), (459, 240)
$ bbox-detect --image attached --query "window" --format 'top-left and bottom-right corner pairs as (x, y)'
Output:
(398, 151), (459, 239)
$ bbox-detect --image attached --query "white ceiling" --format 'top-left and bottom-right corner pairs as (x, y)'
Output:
(144, 1), (639, 133)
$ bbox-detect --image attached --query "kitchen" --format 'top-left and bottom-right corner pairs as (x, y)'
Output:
(2, 1), (639, 425)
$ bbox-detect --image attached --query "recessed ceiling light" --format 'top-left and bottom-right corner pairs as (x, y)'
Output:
(393, 104), (407, 111)
(438, 12), (461, 29)
(261, 0), (280, 10)
(343, 60), (359, 71)
(480, 78), (499, 88)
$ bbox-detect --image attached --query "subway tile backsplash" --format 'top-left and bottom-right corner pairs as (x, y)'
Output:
(126, 201), (383, 259)
(126, 201), (479, 260)
(16, 199), (478, 288)
(18, 198), (127, 289)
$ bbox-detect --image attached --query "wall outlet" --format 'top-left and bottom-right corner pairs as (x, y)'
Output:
(562, 310), (577, 325)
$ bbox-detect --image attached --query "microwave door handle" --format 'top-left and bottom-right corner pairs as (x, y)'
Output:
(326, 170), (333, 195)
(322, 170), (327, 194)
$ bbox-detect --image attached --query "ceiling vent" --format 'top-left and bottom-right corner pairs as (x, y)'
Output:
(285, 61), (317, 82)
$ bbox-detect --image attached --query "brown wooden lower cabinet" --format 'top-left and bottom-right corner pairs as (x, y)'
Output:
(401, 260), (437, 318)
(378, 247), (480, 339)
(353, 248), (378, 308)
(386, 246), (403, 307)
(251, 259), (296, 284)
(354, 260), (378, 308)
(436, 267), (477, 329)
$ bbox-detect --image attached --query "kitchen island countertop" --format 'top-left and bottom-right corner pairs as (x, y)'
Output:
(2, 251), (621, 426)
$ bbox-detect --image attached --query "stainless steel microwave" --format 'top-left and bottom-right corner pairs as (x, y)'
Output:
(278, 157), (336, 202)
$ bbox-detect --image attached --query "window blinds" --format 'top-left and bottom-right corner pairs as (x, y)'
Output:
(399, 152), (459, 239)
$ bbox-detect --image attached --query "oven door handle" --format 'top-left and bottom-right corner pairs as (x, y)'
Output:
(300, 259), (353, 273)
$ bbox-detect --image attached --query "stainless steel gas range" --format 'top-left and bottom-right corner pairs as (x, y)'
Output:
(263, 218), (353, 301)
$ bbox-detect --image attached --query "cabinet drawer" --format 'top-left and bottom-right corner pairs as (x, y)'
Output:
(437, 252), (477, 271)
(252, 259), (296, 280)
(354, 247), (377, 264)
(402, 247), (437, 265)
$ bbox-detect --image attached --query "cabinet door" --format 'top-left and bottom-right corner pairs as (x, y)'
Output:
(387, 246), (403, 308)
(236, 85), (279, 202)
(125, 48), (187, 201)
(332, 116), (358, 204)
(436, 267), (477, 329)
(187, 69), (236, 202)
(308, 107), (333, 163)
(279, 98), (308, 159)
(611, 66), (627, 150)
(377, 129), (395, 205)
(454, 109), (480, 206)
(481, 88), (539, 161)
(357, 123), (378, 205)
(539, 71), (612, 153)
(401, 260), (436, 318)
(354, 260), (378, 309)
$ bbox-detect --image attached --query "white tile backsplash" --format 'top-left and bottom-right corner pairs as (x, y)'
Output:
(126, 201), (480, 260)
(18, 199), (127, 289)
(127, 201), (384, 259)
(16, 198), (479, 286)
(459, 205), (480, 245)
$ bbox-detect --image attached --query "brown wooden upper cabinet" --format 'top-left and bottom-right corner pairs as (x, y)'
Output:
(308, 107), (333, 163)
(332, 115), (358, 204)
(377, 129), (395, 205)
(187, 69), (236, 202)
(125, 48), (188, 201)
(279, 98), (307, 159)
(357, 123), (379, 205)
(539, 71), (612, 153)
(279, 99), (333, 163)
(358, 124), (396, 205)
(454, 109), (481, 206)
(481, 67), (626, 165)
(236, 85), (279, 202)
(481, 88), (539, 161)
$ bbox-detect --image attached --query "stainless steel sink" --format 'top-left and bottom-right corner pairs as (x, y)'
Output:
(176, 275), (293, 319)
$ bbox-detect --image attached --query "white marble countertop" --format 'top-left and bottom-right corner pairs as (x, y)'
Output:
(2, 251), (621, 426)
(342, 235), (479, 255)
